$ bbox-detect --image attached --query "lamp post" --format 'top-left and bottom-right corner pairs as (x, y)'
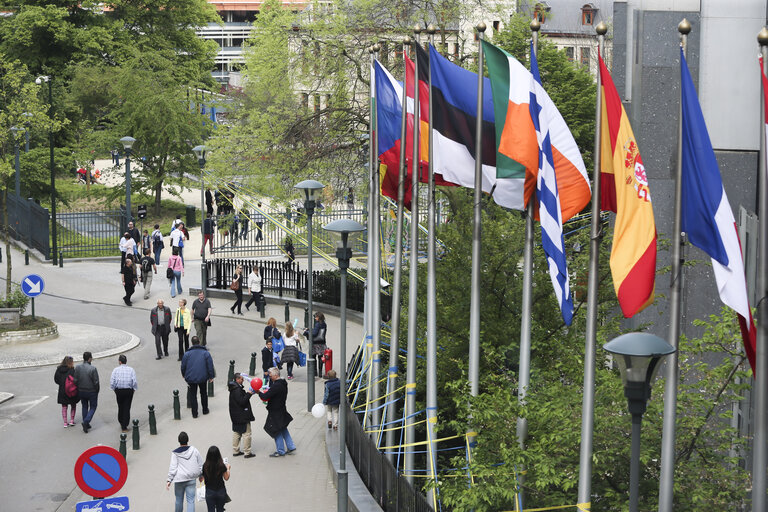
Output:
(36, 75), (56, 264)
(10, 126), (20, 197)
(603, 333), (675, 512)
(22, 112), (32, 153)
(120, 136), (136, 231)
(295, 179), (326, 411)
(323, 218), (365, 512)
(192, 145), (207, 293)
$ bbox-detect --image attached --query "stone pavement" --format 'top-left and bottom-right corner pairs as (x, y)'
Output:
(0, 241), (371, 511)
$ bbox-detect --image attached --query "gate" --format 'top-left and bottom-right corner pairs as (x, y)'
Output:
(5, 194), (50, 259)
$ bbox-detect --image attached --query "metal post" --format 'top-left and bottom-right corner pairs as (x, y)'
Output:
(31, 298), (35, 320)
(24, 128), (29, 154)
(250, 352), (257, 376)
(753, 27), (768, 512)
(119, 433), (127, 458)
(337, 242), (352, 512)
(658, 20), (690, 512)
(285, 301), (290, 323)
(173, 390), (180, 420)
(13, 133), (20, 197)
(306, 200), (316, 411)
(228, 360), (235, 383)
(404, 25), (422, 484)
(48, 79), (57, 266)
(629, 414), (642, 512)
(385, 35), (411, 463)
(124, 149), (132, 228)
(132, 419), (140, 450)
(148, 404), (157, 435)
(370, 42), (382, 430)
(578, 23), (607, 511)
(200, 159), (207, 294)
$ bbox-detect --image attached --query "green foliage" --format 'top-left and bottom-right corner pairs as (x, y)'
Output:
(0, 286), (30, 315)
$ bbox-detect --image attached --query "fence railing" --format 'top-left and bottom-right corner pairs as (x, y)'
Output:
(205, 258), (391, 315)
(5, 194), (50, 258)
(344, 401), (432, 512)
(56, 208), (124, 257)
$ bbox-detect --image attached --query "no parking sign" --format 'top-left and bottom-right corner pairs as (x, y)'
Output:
(74, 446), (128, 499)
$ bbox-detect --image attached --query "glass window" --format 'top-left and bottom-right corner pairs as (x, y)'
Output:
(580, 47), (591, 66)
(564, 47), (574, 61)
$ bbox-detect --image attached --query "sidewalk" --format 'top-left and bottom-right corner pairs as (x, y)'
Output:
(1, 242), (366, 511)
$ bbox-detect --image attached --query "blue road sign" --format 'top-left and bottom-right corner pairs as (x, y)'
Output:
(76, 496), (130, 512)
(74, 446), (128, 498)
(21, 274), (44, 298)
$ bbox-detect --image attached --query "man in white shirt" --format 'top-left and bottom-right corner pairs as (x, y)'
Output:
(170, 222), (186, 263)
(244, 267), (263, 312)
(109, 354), (137, 432)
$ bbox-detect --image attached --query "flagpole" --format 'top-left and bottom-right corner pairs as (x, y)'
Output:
(752, 26), (768, 512)
(371, 42), (382, 432)
(577, 22), (607, 512)
(365, 45), (375, 407)
(385, 35), (411, 465)
(425, 24), (439, 507)
(404, 24), (422, 486)
(516, 19), (539, 510)
(658, 19), (690, 512)
(467, 20), (487, 470)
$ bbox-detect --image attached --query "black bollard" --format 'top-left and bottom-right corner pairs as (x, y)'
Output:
(208, 379), (214, 397)
(259, 295), (266, 318)
(284, 301), (290, 323)
(59, 251), (63, 267)
(119, 433), (127, 458)
(132, 419), (140, 450)
(24, 250), (29, 265)
(148, 404), (157, 435)
(173, 390), (181, 420)
(228, 360), (235, 383)
(249, 352), (257, 376)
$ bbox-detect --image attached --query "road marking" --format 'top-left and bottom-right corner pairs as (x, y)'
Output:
(0, 396), (48, 430)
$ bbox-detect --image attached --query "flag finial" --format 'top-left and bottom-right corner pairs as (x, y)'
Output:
(476, 22), (486, 33)
(413, 25), (422, 35)
(758, 27), (768, 45)
(678, 18), (691, 35)
(403, 36), (411, 45)
(596, 22), (607, 36)
(427, 24), (436, 34)
(373, 43), (381, 52)
(530, 19), (540, 32)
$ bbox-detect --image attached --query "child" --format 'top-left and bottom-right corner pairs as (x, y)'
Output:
(323, 370), (340, 430)
(261, 339), (273, 385)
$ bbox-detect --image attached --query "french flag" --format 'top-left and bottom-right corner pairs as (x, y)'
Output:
(680, 48), (756, 371)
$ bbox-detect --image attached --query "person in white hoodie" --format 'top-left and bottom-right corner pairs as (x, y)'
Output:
(166, 431), (203, 511)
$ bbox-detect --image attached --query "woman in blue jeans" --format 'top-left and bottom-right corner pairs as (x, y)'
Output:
(167, 247), (184, 298)
(200, 445), (230, 512)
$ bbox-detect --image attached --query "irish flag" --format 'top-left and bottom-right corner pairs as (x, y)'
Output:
(482, 40), (590, 221)
(598, 53), (657, 317)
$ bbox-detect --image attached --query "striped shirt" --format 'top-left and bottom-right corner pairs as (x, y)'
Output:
(110, 365), (137, 391)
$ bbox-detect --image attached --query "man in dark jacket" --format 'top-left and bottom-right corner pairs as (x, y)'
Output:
(228, 373), (256, 458)
(151, 300), (173, 359)
(180, 336), (215, 418)
(74, 351), (100, 433)
(257, 367), (296, 457)
(127, 221), (141, 256)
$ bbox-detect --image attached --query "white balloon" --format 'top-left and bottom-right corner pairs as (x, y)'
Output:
(311, 403), (325, 419)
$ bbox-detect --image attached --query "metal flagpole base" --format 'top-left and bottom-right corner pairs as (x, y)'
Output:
(337, 469), (348, 512)
(307, 359), (316, 411)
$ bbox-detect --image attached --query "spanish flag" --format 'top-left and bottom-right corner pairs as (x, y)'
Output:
(599, 53), (656, 317)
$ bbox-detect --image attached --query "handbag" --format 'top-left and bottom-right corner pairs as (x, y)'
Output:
(230, 278), (239, 291)
(166, 267), (174, 279)
(196, 483), (206, 502)
(298, 351), (307, 367)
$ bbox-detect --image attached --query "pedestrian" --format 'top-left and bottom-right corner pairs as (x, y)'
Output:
(109, 354), (137, 432)
(167, 247), (184, 298)
(151, 299), (173, 359)
(151, 224), (164, 265)
(205, 187), (214, 216)
(231, 212), (239, 246)
(170, 221), (186, 263)
(122, 256), (138, 306)
(239, 208), (249, 239)
(127, 221), (141, 257)
(140, 248), (157, 299)
(261, 339), (273, 385)
(323, 369), (340, 430)
(281, 322), (301, 380)
(244, 266), (262, 312)
(175, 298), (193, 360)
(180, 336), (215, 418)
(166, 431), (203, 512)
(200, 446), (230, 512)
(264, 317), (281, 369)
(257, 367), (296, 457)
(119, 232), (136, 270)
(284, 236), (295, 268)
(254, 203), (264, 242)
(54, 355), (79, 427)
(191, 292), (212, 346)
(303, 311), (327, 378)
(228, 373), (256, 458)
(171, 214), (183, 231)
(74, 351), (99, 433)
(230, 266), (244, 315)
(201, 213), (215, 257)
(141, 229), (152, 255)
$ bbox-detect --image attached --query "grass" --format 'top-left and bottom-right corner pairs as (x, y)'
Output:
(0, 315), (55, 333)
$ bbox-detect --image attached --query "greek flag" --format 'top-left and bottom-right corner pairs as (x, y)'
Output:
(530, 42), (573, 325)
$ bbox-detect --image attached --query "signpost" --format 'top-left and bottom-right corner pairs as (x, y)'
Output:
(21, 274), (44, 320)
(137, 204), (147, 234)
(74, 446), (129, 506)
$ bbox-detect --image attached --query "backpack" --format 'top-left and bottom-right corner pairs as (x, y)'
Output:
(141, 257), (153, 274)
(65, 374), (78, 398)
(152, 232), (164, 250)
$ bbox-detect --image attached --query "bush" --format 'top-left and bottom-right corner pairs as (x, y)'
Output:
(0, 287), (30, 315)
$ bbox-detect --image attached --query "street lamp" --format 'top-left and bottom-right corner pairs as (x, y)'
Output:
(294, 178), (326, 411)
(323, 218), (365, 512)
(10, 126), (20, 197)
(603, 332), (675, 512)
(192, 145), (207, 293)
(36, 75), (56, 264)
(120, 136), (136, 231)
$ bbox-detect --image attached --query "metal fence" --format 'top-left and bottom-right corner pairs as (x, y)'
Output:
(344, 401), (433, 511)
(56, 208), (125, 257)
(205, 257), (391, 315)
(5, 194), (50, 258)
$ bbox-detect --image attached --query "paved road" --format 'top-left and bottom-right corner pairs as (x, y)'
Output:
(0, 245), (363, 511)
